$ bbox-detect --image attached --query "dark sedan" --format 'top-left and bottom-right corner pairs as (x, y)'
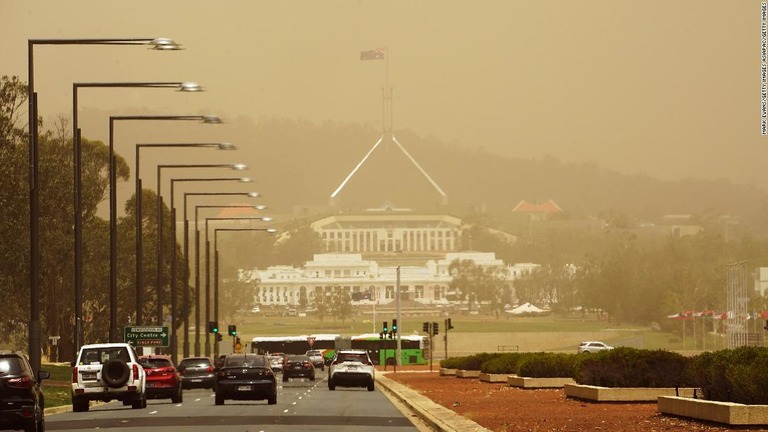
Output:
(282, 355), (315, 382)
(0, 352), (49, 432)
(215, 354), (276, 405)
(177, 357), (216, 390)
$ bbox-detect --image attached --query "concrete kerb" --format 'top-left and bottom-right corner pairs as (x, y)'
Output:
(377, 372), (492, 432)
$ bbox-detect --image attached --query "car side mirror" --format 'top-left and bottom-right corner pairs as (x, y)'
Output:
(38, 370), (50, 381)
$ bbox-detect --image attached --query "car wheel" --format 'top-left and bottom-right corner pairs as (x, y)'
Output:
(132, 393), (146, 409)
(72, 397), (89, 412)
(367, 381), (375, 391)
(22, 404), (42, 432)
(328, 379), (335, 391)
(310, 374), (315, 381)
(171, 385), (183, 404)
(268, 392), (277, 405)
(282, 375), (288, 382)
(215, 393), (224, 405)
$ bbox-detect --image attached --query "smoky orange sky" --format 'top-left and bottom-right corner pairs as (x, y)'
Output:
(1, 1), (765, 190)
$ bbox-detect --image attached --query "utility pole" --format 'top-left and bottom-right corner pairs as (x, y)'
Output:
(396, 265), (401, 369)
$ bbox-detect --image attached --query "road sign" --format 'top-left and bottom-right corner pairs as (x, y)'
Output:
(307, 336), (316, 347)
(124, 326), (169, 347)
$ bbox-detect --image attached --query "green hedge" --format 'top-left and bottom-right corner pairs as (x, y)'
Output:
(574, 347), (691, 388)
(518, 353), (577, 378)
(689, 346), (768, 404)
(481, 352), (528, 374)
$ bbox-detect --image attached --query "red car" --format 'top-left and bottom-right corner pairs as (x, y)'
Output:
(138, 355), (182, 403)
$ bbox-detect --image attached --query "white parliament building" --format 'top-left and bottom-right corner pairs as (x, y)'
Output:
(237, 210), (540, 309)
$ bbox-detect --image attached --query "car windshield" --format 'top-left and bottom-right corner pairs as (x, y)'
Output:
(225, 356), (267, 367)
(0, 357), (23, 375)
(336, 353), (368, 363)
(80, 347), (130, 365)
(140, 358), (172, 368)
(179, 359), (211, 368)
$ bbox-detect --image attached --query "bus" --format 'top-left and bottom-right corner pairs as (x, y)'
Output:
(250, 333), (427, 366)
(349, 333), (427, 366)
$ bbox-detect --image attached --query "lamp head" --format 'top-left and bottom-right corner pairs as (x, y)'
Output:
(253, 204), (267, 210)
(217, 143), (236, 150)
(260, 217), (274, 222)
(179, 82), (203, 92)
(150, 38), (182, 50)
(239, 177), (253, 183)
(247, 192), (261, 198)
(266, 228), (278, 234)
(231, 163), (247, 171)
(202, 115), (223, 124)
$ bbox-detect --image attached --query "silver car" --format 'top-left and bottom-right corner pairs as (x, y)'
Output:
(305, 350), (325, 370)
(577, 341), (614, 354)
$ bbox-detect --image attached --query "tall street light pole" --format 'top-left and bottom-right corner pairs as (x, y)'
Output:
(167, 180), (254, 363)
(194, 205), (268, 356)
(213, 227), (277, 358)
(75, 85), (204, 347)
(183, 193), (262, 357)
(155, 166), (248, 340)
(27, 36), (180, 372)
(133, 130), (226, 326)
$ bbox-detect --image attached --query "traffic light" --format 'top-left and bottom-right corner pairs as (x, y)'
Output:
(432, 321), (439, 335)
(228, 324), (237, 336)
(446, 318), (454, 330)
(208, 321), (219, 333)
(382, 321), (388, 333)
(422, 322), (429, 333)
(216, 333), (223, 342)
(392, 319), (398, 334)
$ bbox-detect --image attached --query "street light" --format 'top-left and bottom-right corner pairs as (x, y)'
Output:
(133, 131), (227, 327)
(194, 205), (269, 356)
(182, 192), (262, 357)
(167, 180), (256, 363)
(213, 227), (277, 358)
(27, 36), (180, 371)
(155, 167), (248, 335)
(74, 82), (201, 350)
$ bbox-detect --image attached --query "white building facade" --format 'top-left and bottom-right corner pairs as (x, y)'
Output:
(239, 252), (540, 308)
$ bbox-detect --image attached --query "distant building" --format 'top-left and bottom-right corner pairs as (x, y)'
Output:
(239, 252), (540, 308)
(512, 199), (563, 221)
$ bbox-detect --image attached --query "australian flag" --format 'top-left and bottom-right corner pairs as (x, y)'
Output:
(360, 47), (385, 60)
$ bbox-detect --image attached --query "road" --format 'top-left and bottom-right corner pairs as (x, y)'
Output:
(46, 369), (425, 432)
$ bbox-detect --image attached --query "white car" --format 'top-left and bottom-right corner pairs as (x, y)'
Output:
(577, 341), (614, 354)
(328, 349), (375, 391)
(71, 343), (147, 411)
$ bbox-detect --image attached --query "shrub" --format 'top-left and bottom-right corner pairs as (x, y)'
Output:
(439, 353), (502, 371)
(481, 353), (528, 374)
(690, 346), (768, 404)
(518, 353), (577, 378)
(574, 347), (690, 388)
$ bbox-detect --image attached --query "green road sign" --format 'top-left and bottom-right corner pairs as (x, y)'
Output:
(124, 326), (169, 347)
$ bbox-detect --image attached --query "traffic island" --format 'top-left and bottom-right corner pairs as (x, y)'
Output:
(508, 376), (575, 389)
(565, 384), (697, 402)
(658, 396), (768, 425)
(456, 369), (480, 378)
(479, 372), (509, 383)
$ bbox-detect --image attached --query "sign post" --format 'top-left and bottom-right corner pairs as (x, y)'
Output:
(124, 326), (169, 348)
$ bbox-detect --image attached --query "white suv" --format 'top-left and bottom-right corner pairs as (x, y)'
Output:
(328, 349), (375, 391)
(71, 343), (147, 411)
(577, 341), (614, 354)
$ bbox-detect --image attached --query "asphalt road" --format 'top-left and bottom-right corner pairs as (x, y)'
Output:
(46, 369), (424, 432)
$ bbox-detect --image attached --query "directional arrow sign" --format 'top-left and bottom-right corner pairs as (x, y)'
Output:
(124, 326), (169, 347)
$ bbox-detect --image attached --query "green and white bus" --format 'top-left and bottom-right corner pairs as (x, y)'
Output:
(250, 333), (427, 366)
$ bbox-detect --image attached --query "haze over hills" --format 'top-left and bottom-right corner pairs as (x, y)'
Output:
(77, 111), (768, 237)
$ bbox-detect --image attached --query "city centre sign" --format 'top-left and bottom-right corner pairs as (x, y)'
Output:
(124, 326), (169, 347)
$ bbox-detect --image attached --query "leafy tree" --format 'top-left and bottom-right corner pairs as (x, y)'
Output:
(274, 224), (322, 266)
(330, 286), (352, 323)
(310, 287), (331, 322)
(448, 259), (481, 310)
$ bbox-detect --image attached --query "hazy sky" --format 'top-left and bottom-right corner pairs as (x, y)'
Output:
(1, 1), (765, 190)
